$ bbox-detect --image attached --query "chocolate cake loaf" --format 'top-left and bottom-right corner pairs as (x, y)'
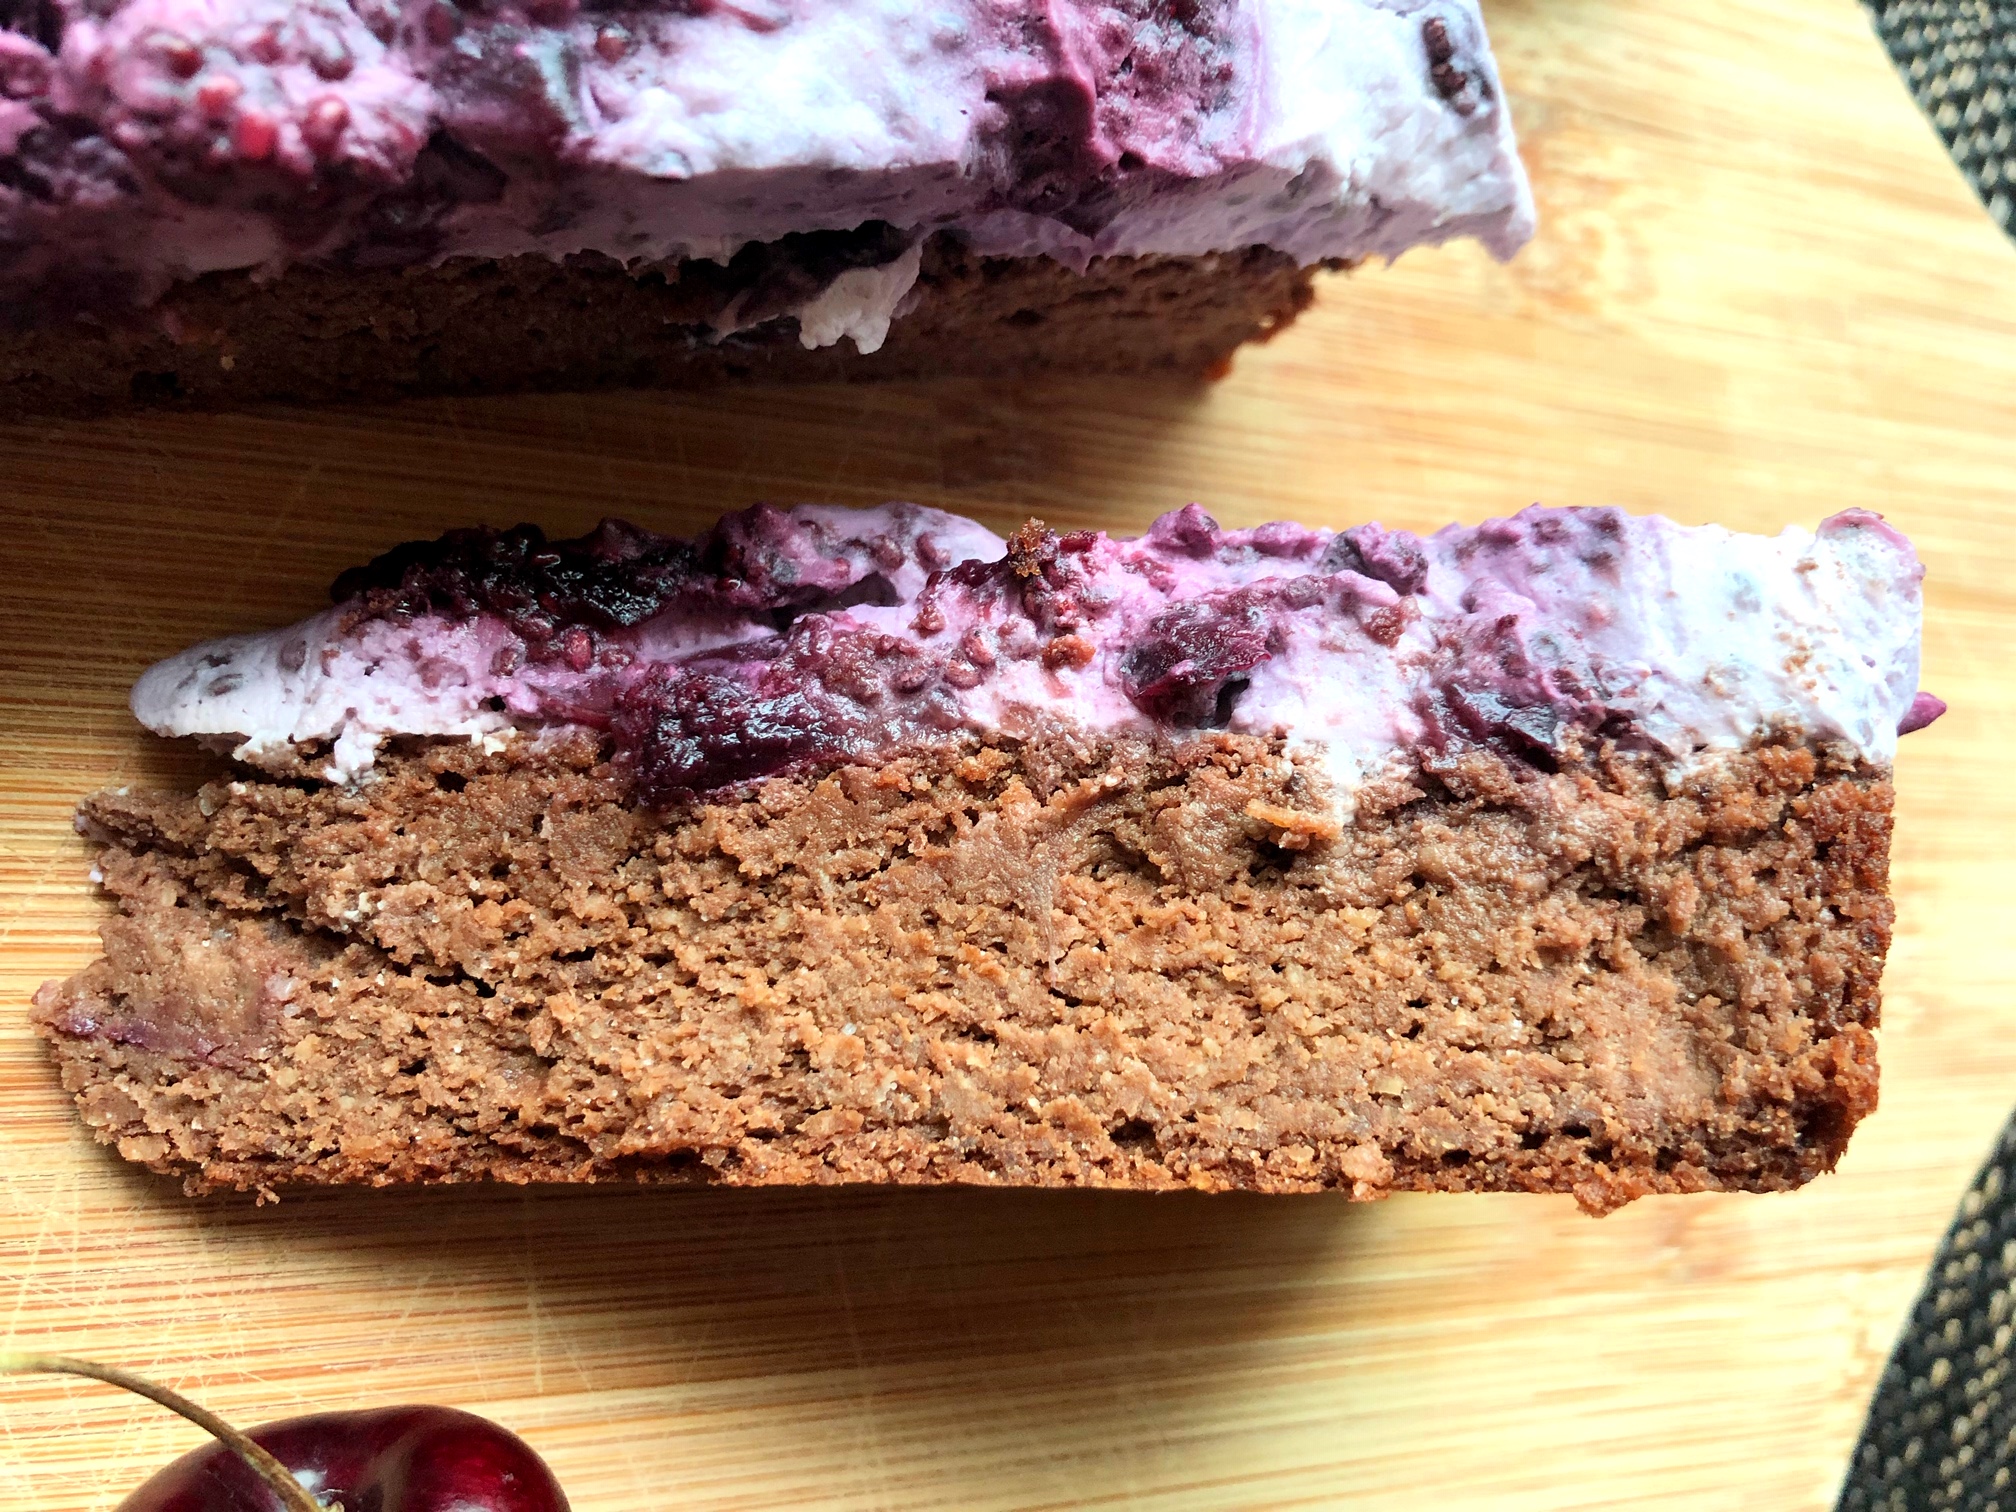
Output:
(0, 0), (1533, 413)
(35, 502), (1937, 1210)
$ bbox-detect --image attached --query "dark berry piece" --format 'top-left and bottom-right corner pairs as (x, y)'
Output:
(1119, 586), (1279, 726)
(1, 0), (63, 54)
(1321, 524), (1430, 596)
(1145, 503), (1221, 559)
(608, 619), (964, 804)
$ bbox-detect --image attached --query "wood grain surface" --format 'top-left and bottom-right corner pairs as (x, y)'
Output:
(6, 2), (2016, 1507)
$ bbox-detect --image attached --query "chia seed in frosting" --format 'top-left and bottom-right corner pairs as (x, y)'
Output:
(0, 0), (1533, 342)
(133, 501), (1938, 810)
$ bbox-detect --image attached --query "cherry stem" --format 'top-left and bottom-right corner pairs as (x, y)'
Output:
(0, 1353), (327, 1512)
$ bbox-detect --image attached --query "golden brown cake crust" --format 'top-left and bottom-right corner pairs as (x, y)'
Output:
(34, 730), (1892, 1213)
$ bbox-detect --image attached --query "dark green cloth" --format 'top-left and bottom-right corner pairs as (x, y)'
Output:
(1838, 1112), (2016, 1511)
(1864, 1), (2016, 233)
(1836, 11), (2013, 1495)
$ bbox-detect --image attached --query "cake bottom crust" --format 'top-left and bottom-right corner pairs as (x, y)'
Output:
(34, 731), (1893, 1213)
(0, 240), (1319, 417)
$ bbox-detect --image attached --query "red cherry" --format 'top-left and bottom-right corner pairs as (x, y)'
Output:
(118, 1406), (572, 1512)
(2, 1357), (570, 1512)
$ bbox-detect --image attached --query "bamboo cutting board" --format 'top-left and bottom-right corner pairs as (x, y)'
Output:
(6, 1), (2016, 1507)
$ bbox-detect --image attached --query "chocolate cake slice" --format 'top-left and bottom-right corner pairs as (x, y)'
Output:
(35, 502), (1938, 1210)
(0, 0), (1532, 413)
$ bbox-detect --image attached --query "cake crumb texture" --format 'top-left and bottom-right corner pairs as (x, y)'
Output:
(0, 242), (1317, 417)
(35, 732), (1892, 1213)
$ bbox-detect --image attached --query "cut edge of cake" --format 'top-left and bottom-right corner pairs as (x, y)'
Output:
(35, 727), (1891, 1214)
(0, 0), (1531, 411)
(0, 243), (1325, 417)
(30, 500), (1936, 1210)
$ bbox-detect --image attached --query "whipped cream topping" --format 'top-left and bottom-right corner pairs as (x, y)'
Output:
(133, 501), (1935, 811)
(0, 0), (1533, 333)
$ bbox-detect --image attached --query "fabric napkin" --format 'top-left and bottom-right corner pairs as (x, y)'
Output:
(1864, 1), (2016, 234)
(1837, 1111), (2016, 1510)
